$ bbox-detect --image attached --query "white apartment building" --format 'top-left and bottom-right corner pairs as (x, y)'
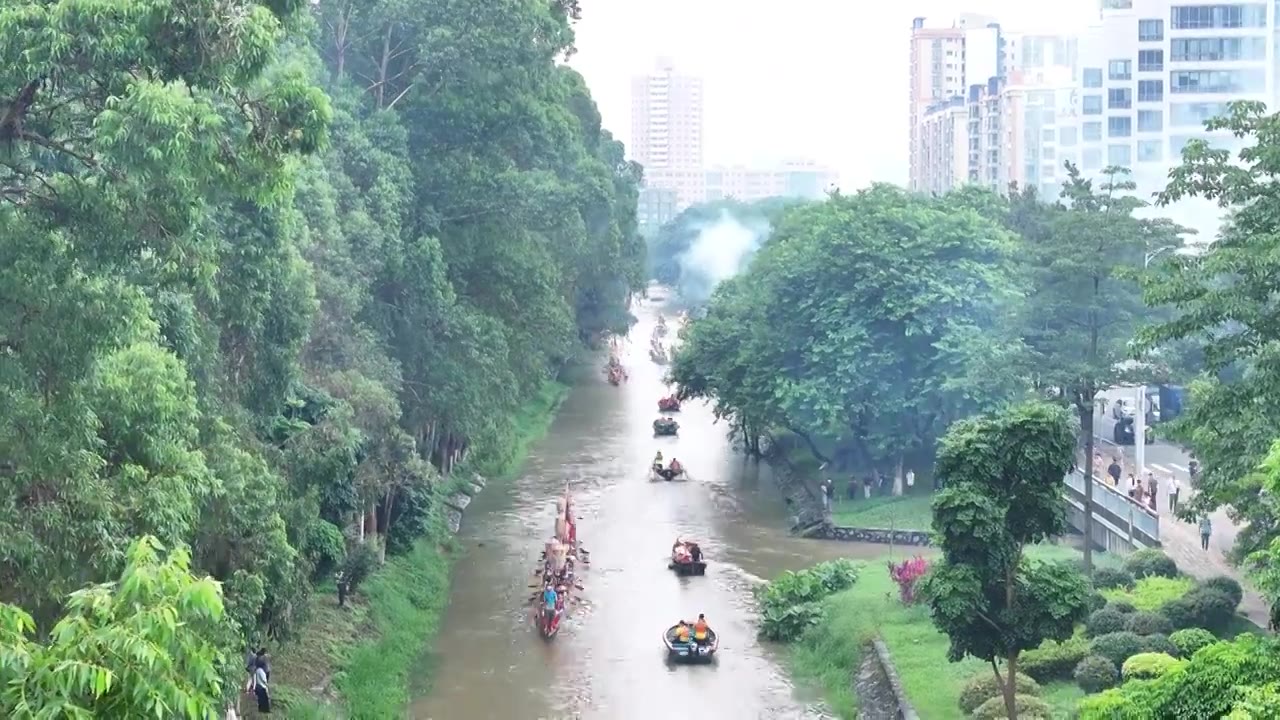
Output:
(1076, 1), (1272, 204)
(630, 58), (705, 210)
(704, 160), (839, 202)
(908, 14), (1004, 192)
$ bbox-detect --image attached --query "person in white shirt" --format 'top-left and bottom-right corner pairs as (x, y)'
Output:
(1169, 476), (1182, 515)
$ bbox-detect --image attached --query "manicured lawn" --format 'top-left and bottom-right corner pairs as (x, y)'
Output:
(829, 493), (935, 531)
(1042, 681), (1086, 719)
(790, 543), (1111, 719)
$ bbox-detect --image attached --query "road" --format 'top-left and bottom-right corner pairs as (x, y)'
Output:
(1092, 388), (1268, 626)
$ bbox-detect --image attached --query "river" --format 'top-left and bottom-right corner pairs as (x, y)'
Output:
(411, 295), (889, 720)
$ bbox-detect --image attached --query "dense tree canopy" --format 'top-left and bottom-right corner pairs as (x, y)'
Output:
(0, 0), (642, 712)
(669, 185), (1029, 486)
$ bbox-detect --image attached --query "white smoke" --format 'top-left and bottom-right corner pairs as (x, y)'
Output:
(676, 210), (773, 305)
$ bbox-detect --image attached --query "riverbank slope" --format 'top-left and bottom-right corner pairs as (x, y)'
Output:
(269, 380), (570, 719)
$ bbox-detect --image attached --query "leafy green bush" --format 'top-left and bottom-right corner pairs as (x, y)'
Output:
(1077, 633), (1280, 718)
(1169, 628), (1218, 657)
(1090, 631), (1144, 666)
(1074, 654), (1120, 693)
(1020, 635), (1091, 683)
(971, 693), (1052, 720)
(1160, 587), (1237, 633)
(1124, 548), (1179, 579)
(1139, 633), (1180, 657)
(1200, 575), (1244, 608)
(1092, 567), (1134, 590)
(958, 672), (1041, 714)
(1107, 599), (1136, 614)
(1085, 608), (1126, 638)
(1121, 652), (1182, 680)
(757, 559), (859, 641)
(1103, 575), (1194, 610)
(1126, 610), (1173, 636)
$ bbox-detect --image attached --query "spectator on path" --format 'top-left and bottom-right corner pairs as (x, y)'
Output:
(1199, 515), (1213, 551)
(1108, 457), (1123, 485)
(1169, 476), (1181, 515)
(252, 656), (271, 713)
(1146, 471), (1158, 499)
(1126, 473), (1138, 499)
(864, 475), (874, 499)
(821, 479), (833, 512)
(846, 477), (858, 501)
(906, 469), (915, 489)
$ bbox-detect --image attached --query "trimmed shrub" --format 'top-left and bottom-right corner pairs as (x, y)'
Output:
(1086, 591), (1107, 612)
(972, 694), (1053, 720)
(1090, 631), (1144, 666)
(1020, 635), (1091, 683)
(1125, 548), (1179, 579)
(1160, 587), (1237, 633)
(1093, 567), (1135, 590)
(1200, 575), (1244, 608)
(1103, 576), (1195, 611)
(1107, 599), (1136, 614)
(958, 672), (1041, 715)
(1169, 628), (1217, 657)
(1139, 633), (1180, 657)
(1126, 610), (1173, 636)
(1077, 688), (1135, 719)
(1085, 608), (1127, 638)
(1074, 654), (1120, 693)
(1121, 652), (1182, 680)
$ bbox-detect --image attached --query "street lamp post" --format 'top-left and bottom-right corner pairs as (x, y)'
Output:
(1134, 386), (1146, 484)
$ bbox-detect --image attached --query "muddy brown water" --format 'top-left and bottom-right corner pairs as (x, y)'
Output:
(410, 297), (898, 720)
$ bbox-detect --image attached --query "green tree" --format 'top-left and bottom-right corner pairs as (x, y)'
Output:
(1017, 164), (1186, 572)
(672, 185), (1027, 485)
(0, 537), (233, 719)
(921, 402), (1092, 720)
(1141, 102), (1280, 570)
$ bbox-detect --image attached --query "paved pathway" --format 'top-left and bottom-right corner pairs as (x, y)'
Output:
(1089, 405), (1270, 629)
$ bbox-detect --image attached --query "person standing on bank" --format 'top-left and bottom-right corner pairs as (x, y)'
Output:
(1199, 515), (1213, 551)
(1169, 476), (1181, 515)
(252, 656), (270, 713)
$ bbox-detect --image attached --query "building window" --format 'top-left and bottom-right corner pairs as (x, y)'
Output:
(1138, 18), (1164, 40)
(1083, 148), (1103, 171)
(1042, 128), (1056, 142)
(1138, 80), (1164, 102)
(1170, 101), (1232, 127)
(1170, 69), (1266, 94)
(1108, 144), (1132, 166)
(1083, 122), (1103, 141)
(1138, 110), (1163, 132)
(1060, 127), (1078, 146)
(1109, 116), (1133, 137)
(1138, 50), (1164, 72)
(1170, 37), (1268, 62)
(1137, 140), (1163, 162)
(1083, 95), (1104, 114)
(1170, 5), (1267, 30)
(1083, 68), (1103, 88)
(1108, 88), (1133, 109)
(1109, 59), (1132, 80)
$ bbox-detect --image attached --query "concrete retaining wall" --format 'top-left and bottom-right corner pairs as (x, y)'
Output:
(870, 638), (921, 720)
(815, 525), (932, 546)
(442, 474), (487, 534)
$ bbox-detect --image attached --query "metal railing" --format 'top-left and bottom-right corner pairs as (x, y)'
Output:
(1063, 471), (1160, 542)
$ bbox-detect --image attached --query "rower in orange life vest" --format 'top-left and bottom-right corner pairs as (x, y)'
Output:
(693, 614), (710, 647)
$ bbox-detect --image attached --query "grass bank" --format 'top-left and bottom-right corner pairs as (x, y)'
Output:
(271, 380), (570, 719)
(789, 544), (1119, 720)
(829, 494), (935, 531)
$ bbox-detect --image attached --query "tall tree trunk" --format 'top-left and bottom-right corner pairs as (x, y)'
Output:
(892, 453), (905, 496)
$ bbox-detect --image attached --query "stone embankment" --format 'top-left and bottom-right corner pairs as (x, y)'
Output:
(442, 474), (487, 533)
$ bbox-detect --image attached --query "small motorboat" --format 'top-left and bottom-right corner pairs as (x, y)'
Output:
(664, 625), (718, 662)
(657, 395), (681, 412)
(669, 541), (706, 576)
(650, 464), (686, 481)
(653, 418), (679, 436)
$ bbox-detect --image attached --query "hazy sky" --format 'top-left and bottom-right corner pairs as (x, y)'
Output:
(570, 0), (1096, 189)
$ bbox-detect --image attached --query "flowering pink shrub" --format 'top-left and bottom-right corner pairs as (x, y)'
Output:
(887, 555), (930, 604)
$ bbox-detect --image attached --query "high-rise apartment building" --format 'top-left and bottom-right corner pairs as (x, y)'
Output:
(630, 58), (705, 209)
(704, 160), (839, 202)
(908, 14), (1004, 191)
(1076, 0), (1272, 204)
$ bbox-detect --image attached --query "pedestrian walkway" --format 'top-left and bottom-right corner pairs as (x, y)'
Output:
(1087, 436), (1270, 629)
